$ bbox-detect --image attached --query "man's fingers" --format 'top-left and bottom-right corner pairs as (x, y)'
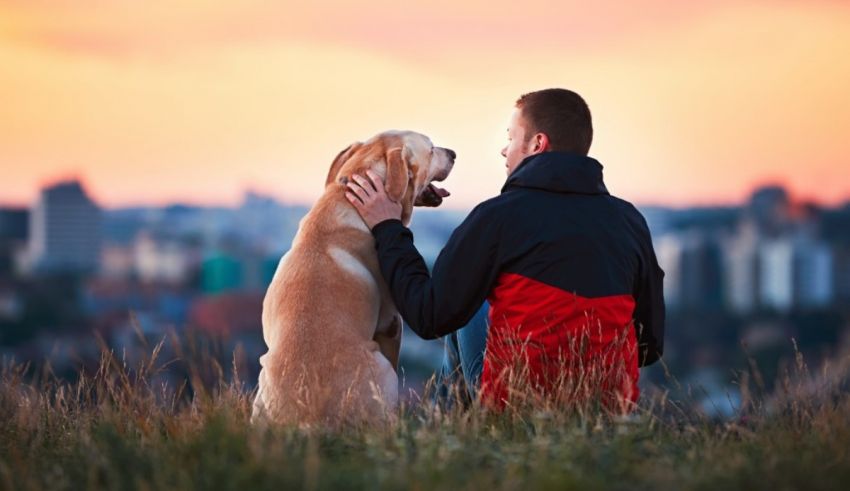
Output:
(346, 182), (369, 201)
(345, 191), (363, 206)
(365, 170), (386, 196)
(352, 173), (377, 193)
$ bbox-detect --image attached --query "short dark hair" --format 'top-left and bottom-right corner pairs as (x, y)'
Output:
(516, 88), (593, 155)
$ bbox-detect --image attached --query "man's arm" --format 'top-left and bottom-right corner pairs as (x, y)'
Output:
(633, 216), (666, 367)
(345, 171), (502, 340)
(370, 204), (501, 339)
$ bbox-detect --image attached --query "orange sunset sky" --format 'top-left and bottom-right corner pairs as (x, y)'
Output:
(1, 0), (849, 210)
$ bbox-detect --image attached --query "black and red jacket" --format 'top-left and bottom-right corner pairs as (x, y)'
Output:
(372, 151), (665, 405)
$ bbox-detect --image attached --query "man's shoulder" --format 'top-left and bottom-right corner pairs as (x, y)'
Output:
(604, 194), (655, 244)
(607, 194), (648, 223)
(450, 194), (516, 237)
(467, 193), (515, 217)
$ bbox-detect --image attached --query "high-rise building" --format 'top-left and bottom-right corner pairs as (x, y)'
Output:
(28, 180), (102, 274)
(758, 235), (834, 312)
(723, 225), (760, 313)
(793, 238), (834, 308)
(657, 232), (724, 311)
(680, 234), (724, 310)
(655, 235), (682, 309)
(759, 239), (794, 312)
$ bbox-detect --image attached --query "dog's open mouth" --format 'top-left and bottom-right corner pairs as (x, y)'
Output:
(415, 173), (450, 207)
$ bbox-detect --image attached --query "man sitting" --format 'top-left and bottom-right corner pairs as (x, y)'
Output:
(345, 88), (665, 412)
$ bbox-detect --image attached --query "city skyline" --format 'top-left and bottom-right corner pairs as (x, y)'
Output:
(3, 175), (850, 212)
(2, 1), (850, 208)
(4, 177), (848, 310)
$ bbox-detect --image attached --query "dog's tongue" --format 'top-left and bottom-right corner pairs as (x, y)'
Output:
(417, 183), (450, 207)
(429, 183), (450, 198)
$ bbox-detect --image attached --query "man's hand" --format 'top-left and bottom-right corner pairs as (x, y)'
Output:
(345, 170), (403, 230)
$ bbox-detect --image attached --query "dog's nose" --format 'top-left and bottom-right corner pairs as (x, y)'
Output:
(444, 148), (456, 160)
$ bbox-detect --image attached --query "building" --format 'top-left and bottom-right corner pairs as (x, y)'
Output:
(0, 208), (28, 277)
(747, 185), (791, 237)
(656, 232), (724, 312)
(759, 239), (794, 312)
(758, 236), (834, 312)
(793, 238), (834, 308)
(133, 231), (200, 285)
(100, 244), (135, 280)
(654, 235), (682, 309)
(27, 180), (102, 274)
(723, 226), (760, 314)
(679, 234), (724, 310)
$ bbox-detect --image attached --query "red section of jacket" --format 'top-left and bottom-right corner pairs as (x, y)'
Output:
(482, 273), (639, 411)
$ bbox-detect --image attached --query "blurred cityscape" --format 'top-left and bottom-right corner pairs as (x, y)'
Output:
(0, 180), (463, 395)
(1, 180), (849, 411)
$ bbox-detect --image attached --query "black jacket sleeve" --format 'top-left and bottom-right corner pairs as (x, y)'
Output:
(371, 205), (502, 340)
(632, 216), (666, 367)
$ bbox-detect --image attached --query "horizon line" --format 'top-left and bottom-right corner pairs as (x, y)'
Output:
(2, 193), (849, 212)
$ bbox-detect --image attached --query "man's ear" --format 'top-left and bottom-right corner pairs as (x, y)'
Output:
(531, 133), (550, 154)
(326, 142), (362, 187)
(385, 146), (411, 202)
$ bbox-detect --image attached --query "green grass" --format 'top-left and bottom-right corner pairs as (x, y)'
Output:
(1, 333), (849, 491)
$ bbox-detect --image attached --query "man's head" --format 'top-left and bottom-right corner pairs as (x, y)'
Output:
(501, 88), (593, 175)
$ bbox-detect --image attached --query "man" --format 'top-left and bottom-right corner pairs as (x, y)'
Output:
(345, 88), (664, 411)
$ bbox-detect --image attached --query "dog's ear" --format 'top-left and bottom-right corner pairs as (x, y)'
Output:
(385, 146), (411, 202)
(326, 142), (362, 187)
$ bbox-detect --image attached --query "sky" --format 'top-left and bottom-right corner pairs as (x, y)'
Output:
(1, 0), (849, 210)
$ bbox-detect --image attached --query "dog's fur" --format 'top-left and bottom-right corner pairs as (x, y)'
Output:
(251, 131), (454, 428)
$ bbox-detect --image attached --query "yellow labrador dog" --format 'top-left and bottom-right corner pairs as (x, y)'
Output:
(252, 130), (454, 427)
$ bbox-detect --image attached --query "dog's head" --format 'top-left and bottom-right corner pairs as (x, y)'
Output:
(326, 131), (455, 220)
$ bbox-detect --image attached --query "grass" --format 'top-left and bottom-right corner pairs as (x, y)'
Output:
(1, 330), (849, 491)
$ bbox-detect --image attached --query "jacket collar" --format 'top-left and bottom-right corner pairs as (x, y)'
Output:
(501, 151), (609, 195)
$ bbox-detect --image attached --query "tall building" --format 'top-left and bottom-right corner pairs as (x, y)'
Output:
(723, 225), (760, 313)
(28, 180), (102, 274)
(680, 234), (724, 310)
(758, 236), (834, 312)
(759, 239), (794, 312)
(793, 238), (834, 308)
(657, 232), (724, 311)
(655, 235), (682, 309)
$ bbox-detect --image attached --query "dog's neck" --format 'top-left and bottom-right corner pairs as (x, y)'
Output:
(331, 186), (411, 230)
(334, 199), (373, 233)
(335, 162), (387, 187)
(334, 165), (412, 228)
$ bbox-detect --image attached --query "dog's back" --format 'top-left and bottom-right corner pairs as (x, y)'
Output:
(251, 192), (397, 427)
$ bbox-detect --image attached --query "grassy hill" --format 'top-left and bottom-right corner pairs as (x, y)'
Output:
(1, 335), (849, 491)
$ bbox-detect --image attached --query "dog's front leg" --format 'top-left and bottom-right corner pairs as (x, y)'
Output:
(373, 314), (402, 372)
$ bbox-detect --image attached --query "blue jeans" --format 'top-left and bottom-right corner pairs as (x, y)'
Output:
(437, 301), (490, 405)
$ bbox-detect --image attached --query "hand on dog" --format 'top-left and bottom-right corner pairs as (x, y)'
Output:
(345, 170), (403, 230)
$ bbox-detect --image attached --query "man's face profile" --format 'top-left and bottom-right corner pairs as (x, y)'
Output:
(501, 108), (542, 176)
